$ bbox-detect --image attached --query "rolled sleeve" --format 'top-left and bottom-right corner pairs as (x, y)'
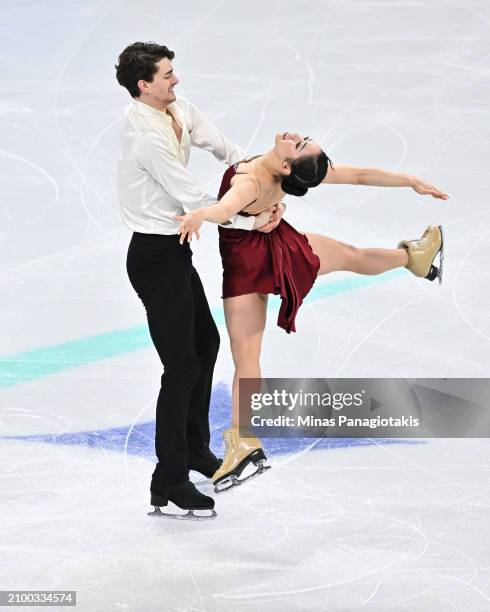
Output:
(220, 214), (255, 230)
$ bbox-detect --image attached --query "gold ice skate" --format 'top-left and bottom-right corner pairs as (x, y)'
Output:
(212, 427), (271, 493)
(398, 224), (444, 284)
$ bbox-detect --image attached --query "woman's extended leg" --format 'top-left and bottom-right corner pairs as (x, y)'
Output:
(305, 232), (409, 276)
(223, 292), (268, 427)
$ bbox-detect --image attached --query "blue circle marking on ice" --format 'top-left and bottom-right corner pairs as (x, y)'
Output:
(2, 382), (424, 458)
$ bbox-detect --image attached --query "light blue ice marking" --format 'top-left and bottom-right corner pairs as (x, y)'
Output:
(0, 268), (407, 388)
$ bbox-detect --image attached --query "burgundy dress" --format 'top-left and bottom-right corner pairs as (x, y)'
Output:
(217, 162), (320, 334)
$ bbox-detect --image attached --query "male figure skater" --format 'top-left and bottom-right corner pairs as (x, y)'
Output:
(115, 42), (284, 519)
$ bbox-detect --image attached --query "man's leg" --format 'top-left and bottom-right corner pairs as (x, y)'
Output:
(126, 235), (201, 488)
(186, 267), (220, 455)
(148, 283), (201, 487)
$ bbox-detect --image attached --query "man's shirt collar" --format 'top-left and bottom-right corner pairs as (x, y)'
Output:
(133, 98), (180, 125)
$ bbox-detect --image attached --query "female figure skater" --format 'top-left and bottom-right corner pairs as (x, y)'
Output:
(175, 131), (448, 493)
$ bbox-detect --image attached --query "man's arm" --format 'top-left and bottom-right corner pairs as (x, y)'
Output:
(181, 98), (266, 229)
(322, 164), (414, 187)
(255, 201), (286, 233)
(183, 98), (246, 165)
(136, 131), (255, 229)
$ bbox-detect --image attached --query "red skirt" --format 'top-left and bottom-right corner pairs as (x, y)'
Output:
(218, 219), (320, 333)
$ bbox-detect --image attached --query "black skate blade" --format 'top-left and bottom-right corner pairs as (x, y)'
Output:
(214, 460), (271, 494)
(148, 506), (217, 520)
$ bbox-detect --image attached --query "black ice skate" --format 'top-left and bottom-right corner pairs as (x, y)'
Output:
(148, 479), (217, 520)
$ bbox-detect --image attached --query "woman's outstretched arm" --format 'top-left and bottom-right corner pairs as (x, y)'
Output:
(358, 167), (414, 187)
(322, 163), (413, 186)
(174, 176), (263, 243)
(323, 163), (449, 199)
(322, 164), (362, 185)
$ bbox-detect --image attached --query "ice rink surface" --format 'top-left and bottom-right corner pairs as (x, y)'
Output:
(1, 0), (490, 610)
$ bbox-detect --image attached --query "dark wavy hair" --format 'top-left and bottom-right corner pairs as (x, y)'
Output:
(115, 42), (175, 98)
(281, 151), (334, 196)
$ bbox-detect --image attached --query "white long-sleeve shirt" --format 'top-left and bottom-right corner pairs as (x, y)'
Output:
(116, 97), (255, 234)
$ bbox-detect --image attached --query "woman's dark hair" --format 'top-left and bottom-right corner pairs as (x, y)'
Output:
(115, 42), (175, 98)
(281, 151), (334, 197)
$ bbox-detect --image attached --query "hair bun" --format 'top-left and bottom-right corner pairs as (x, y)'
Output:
(280, 150), (333, 197)
(281, 175), (309, 197)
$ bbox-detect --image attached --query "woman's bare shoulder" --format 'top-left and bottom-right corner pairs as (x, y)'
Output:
(230, 170), (262, 194)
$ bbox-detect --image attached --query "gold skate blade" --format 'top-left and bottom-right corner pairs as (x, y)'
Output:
(148, 506), (217, 520)
(214, 461), (271, 494)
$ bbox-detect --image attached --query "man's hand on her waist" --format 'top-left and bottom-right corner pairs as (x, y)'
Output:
(252, 208), (275, 230)
(255, 202), (286, 233)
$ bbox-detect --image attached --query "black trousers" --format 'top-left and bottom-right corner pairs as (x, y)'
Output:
(126, 232), (220, 487)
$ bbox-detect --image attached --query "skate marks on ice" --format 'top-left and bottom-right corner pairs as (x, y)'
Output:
(211, 439), (490, 611)
(1, 438), (489, 611)
(1, 0), (490, 608)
